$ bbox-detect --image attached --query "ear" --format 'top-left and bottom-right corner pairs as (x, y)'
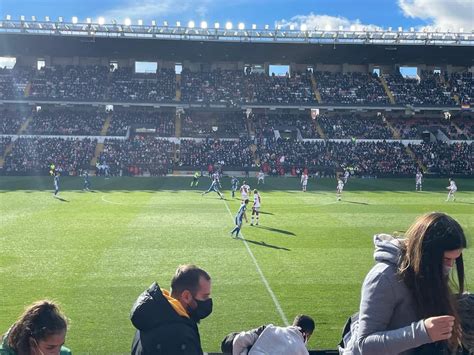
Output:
(179, 289), (194, 306)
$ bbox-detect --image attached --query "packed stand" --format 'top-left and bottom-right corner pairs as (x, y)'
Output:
(181, 111), (246, 138)
(246, 71), (316, 104)
(180, 69), (245, 105)
(0, 108), (29, 134)
(448, 72), (473, 105)
(251, 112), (320, 140)
(409, 142), (473, 175)
(29, 65), (109, 101)
(0, 66), (34, 100)
(315, 72), (389, 105)
(178, 138), (254, 168)
(257, 139), (417, 177)
(107, 109), (175, 137)
(384, 70), (456, 106)
(3, 137), (96, 175)
(0, 136), (11, 156)
(391, 116), (473, 140)
(26, 108), (106, 136)
(100, 136), (175, 176)
(318, 113), (393, 139)
(109, 67), (176, 102)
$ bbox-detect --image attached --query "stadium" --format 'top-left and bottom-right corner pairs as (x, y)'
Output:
(0, 7), (473, 355)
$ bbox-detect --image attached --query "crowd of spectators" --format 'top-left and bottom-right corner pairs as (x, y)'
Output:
(409, 142), (472, 175)
(178, 138), (254, 168)
(0, 136), (11, 156)
(100, 136), (175, 176)
(257, 138), (417, 176)
(0, 66), (33, 100)
(2, 137), (96, 175)
(181, 111), (246, 138)
(0, 109), (28, 134)
(107, 109), (175, 137)
(315, 71), (390, 105)
(180, 69), (245, 104)
(318, 113), (393, 139)
(27, 108), (107, 136)
(390, 116), (473, 140)
(384, 70), (456, 106)
(29, 65), (109, 101)
(108, 67), (176, 102)
(448, 72), (473, 105)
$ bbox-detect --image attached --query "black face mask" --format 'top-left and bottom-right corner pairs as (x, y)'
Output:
(189, 298), (213, 322)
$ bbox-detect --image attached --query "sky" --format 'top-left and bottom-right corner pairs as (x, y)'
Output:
(0, 0), (472, 32)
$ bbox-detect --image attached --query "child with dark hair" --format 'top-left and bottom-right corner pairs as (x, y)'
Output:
(0, 300), (71, 355)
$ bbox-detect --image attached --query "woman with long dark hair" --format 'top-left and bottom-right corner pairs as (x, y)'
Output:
(0, 300), (71, 355)
(355, 212), (467, 355)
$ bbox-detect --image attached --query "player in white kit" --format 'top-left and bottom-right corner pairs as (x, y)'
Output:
(250, 189), (261, 226)
(257, 171), (265, 185)
(300, 172), (308, 192)
(446, 178), (457, 201)
(337, 178), (344, 201)
(415, 171), (423, 191)
(240, 180), (250, 201)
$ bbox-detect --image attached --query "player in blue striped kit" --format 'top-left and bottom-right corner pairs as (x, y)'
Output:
(230, 199), (249, 237)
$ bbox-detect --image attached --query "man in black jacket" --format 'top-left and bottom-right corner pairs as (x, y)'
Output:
(130, 264), (212, 355)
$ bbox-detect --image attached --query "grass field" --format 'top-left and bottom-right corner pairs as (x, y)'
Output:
(0, 176), (473, 354)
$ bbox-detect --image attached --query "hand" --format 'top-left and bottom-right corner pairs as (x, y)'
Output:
(424, 315), (455, 342)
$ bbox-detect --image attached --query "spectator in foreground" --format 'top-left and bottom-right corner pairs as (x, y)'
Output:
(352, 212), (467, 355)
(221, 314), (315, 355)
(130, 264), (212, 355)
(458, 293), (474, 355)
(0, 300), (71, 355)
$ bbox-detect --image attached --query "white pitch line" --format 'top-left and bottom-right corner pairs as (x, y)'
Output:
(222, 199), (289, 326)
(101, 195), (127, 205)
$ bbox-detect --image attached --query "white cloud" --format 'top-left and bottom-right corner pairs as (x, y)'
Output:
(276, 12), (383, 31)
(100, 0), (214, 23)
(398, 0), (473, 31)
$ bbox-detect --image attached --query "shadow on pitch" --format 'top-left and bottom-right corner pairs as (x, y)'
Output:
(255, 225), (295, 236)
(258, 211), (274, 215)
(344, 200), (369, 205)
(240, 238), (290, 251)
(55, 197), (69, 202)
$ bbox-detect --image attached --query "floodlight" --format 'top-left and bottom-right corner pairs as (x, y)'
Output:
(163, 21), (168, 26)
(72, 16), (78, 24)
(398, 26), (403, 32)
(264, 24), (269, 30)
(151, 20), (156, 26)
(86, 18), (92, 24)
(252, 24), (257, 30)
(138, 19), (143, 26)
(300, 24), (307, 31)
(124, 18), (131, 26)
(325, 24), (331, 31)
(350, 25), (356, 31)
(45, 16), (50, 22)
(289, 24), (295, 30)
(176, 21), (181, 27)
(388, 27), (392, 31)
(339, 25), (343, 31)
(238, 22), (245, 30)
(214, 22), (220, 29)
(200, 21), (207, 29)
(188, 21), (195, 28)
(459, 28), (464, 33)
(225, 22), (232, 30)
(98, 17), (105, 25)
(31, 16), (36, 21)
(6, 15), (11, 20)
(58, 16), (63, 22)
(20, 15), (25, 21)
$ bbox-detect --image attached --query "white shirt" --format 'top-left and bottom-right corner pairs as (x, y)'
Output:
(248, 325), (308, 355)
(338, 180), (344, 190)
(258, 172), (265, 180)
(240, 184), (250, 196)
(449, 181), (457, 191)
(301, 174), (308, 185)
(416, 173), (423, 184)
(253, 193), (261, 208)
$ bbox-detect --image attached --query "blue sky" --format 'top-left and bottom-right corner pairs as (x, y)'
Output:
(0, 0), (472, 31)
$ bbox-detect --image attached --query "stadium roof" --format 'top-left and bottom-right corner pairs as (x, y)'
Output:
(0, 19), (473, 66)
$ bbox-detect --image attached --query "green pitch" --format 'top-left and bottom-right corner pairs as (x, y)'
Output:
(1, 176), (473, 354)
